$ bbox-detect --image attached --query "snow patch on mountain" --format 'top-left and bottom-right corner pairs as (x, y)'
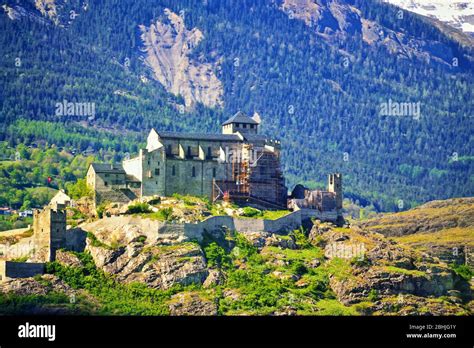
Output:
(382, 0), (474, 34)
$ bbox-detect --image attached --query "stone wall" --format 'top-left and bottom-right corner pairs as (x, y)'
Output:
(183, 209), (338, 240)
(122, 155), (143, 184)
(33, 206), (67, 262)
(0, 260), (44, 281)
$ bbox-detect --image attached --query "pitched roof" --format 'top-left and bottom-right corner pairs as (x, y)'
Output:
(156, 131), (242, 142)
(222, 111), (259, 126)
(50, 190), (71, 206)
(90, 163), (126, 174)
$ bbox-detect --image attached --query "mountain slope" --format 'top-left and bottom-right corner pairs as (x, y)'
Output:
(0, 0), (473, 211)
(382, 0), (474, 36)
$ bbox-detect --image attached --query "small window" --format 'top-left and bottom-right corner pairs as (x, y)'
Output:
(243, 124), (247, 128)
(192, 166), (196, 177)
(147, 160), (150, 165)
(105, 174), (109, 177)
(167, 144), (172, 155)
(187, 146), (192, 158)
(207, 146), (212, 158)
(104, 181), (108, 186)
(155, 168), (160, 176)
(172, 166), (176, 176)
(212, 168), (216, 178)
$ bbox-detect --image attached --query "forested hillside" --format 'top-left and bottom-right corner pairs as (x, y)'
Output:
(0, 0), (473, 211)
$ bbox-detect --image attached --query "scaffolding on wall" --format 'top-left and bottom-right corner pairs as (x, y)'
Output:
(212, 144), (287, 209)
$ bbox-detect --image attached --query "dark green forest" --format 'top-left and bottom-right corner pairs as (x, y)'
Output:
(0, 0), (473, 211)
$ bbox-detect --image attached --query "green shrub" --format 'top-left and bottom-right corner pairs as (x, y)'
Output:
(154, 207), (173, 221)
(368, 289), (379, 302)
(233, 233), (258, 259)
(289, 227), (311, 249)
(126, 203), (151, 214)
(290, 261), (308, 276)
(87, 232), (114, 250)
(450, 263), (473, 281)
(242, 207), (262, 217)
(204, 242), (232, 269)
(66, 178), (92, 199)
(96, 203), (107, 218)
(135, 235), (147, 244)
(70, 207), (86, 220)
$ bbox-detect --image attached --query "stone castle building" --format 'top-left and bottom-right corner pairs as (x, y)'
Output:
(87, 111), (343, 213)
(87, 112), (288, 208)
(288, 173), (343, 213)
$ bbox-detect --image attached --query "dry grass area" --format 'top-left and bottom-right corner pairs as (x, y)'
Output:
(393, 227), (474, 249)
(357, 197), (474, 237)
(0, 228), (33, 245)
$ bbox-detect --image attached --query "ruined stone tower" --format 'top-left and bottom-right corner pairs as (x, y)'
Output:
(328, 173), (343, 211)
(33, 204), (66, 262)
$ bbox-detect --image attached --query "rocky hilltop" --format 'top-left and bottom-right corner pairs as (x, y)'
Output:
(0, 197), (472, 316)
(358, 197), (474, 266)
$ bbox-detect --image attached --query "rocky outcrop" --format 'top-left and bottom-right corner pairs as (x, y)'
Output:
(168, 291), (218, 315)
(203, 269), (224, 288)
(241, 231), (297, 250)
(357, 197), (474, 237)
(356, 198), (474, 266)
(309, 221), (469, 308)
(0, 274), (74, 296)
(55, 250), (83, 268)
(140, 9), (223, 110)
(86, 238), (209, 290)
(34, 0), (88, 27)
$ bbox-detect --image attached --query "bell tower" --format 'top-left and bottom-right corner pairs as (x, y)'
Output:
(221, 111), (259, 135)
(328, 173), (342, 210)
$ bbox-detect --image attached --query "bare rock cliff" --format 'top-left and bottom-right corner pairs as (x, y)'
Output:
(140, 9), (224, 110)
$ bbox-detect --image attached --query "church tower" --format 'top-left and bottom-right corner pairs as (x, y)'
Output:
(221, 111), (259, 135)
(328, 173), (343, 210)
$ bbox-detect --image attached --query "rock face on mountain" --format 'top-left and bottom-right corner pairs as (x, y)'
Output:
(34, 0), (88, 26)
(139, 9), (224, 110)
(357, 198), (474, 267)
(86, 240), (209, 290)
(168, 291), (218, 315)
(280, 0), (458, 65)
(358, 197), (474, 236)
(308, 221), (471, 315)
(0, 274), (73, 296)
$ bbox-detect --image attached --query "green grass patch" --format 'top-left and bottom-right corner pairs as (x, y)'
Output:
(325, 258), (353, 281)
(383, 266), (426, 277)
